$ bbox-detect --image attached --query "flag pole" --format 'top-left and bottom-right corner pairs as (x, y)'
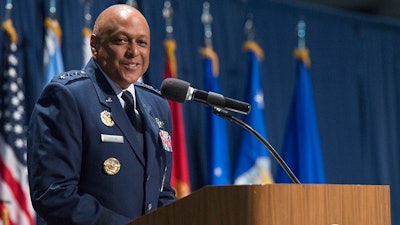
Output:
(200, 1), (219, 76)
(82, 0), (92, 29)
(162, 0), (177, 77)
(294, 19), (311, 67)
(201, 1), (213, 48)
(297, 19), (306, 48)
(162, 0), (173, 40)
(244, 13), (255, 41)
(4, 0), (12, 20)
(125, 0), (138, 8)
(48, 0), (56, 19)
(81, 0), (92, 66)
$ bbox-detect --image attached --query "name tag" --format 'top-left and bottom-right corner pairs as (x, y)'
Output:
(101, 134), (124, 143)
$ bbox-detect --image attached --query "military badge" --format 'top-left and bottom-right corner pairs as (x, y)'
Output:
(159, 130), (172, 152)
(103, 157), (121, 175)
(100, 110), (114, 127)
(155, 118), (164, 129)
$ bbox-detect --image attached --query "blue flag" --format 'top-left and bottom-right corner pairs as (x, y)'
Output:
(82, 27), (92, 67)
(43, 18), (64, 85)
(275, 49), (326, 183)
(201, 47), (231, 185)
(234, 41), (273, 184)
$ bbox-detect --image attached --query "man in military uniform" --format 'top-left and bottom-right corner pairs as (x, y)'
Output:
(27, 4), (176, 225)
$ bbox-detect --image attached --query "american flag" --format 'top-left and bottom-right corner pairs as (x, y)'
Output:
(0, 19), (35, 225)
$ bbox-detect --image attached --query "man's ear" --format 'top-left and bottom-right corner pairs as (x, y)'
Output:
(90, 34), (97, 57)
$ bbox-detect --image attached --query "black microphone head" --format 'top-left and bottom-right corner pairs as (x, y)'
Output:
(160, 78), (190, 103)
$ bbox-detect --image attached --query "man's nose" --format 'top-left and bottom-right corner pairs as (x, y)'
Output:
(127, 42), (139, 57)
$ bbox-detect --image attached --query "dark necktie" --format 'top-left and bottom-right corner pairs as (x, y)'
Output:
(121, 90), (143, 133)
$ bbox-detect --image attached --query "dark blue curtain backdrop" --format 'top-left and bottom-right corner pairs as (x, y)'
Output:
(1, 0), (399, 223)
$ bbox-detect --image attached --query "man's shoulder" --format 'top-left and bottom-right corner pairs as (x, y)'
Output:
(135, 82), (163, 98)
(50, 70), (90, 85)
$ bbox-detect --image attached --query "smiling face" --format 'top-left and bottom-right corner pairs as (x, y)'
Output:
(91, 5), (150, 89)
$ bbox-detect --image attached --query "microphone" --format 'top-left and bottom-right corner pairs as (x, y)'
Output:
(160, 78), (251, 115)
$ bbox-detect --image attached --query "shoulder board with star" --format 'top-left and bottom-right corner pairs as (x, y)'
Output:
(135, 82), (162, 97)
(51, 70), (89, 85)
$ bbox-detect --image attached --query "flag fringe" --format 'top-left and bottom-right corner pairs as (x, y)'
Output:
(174, 180), (190, 199)
(199, 46), (219, 76)
(44, 17), (62, 44)
(82, 27), (92, 38)
(164, 39), (177, 77)
(1, 205), (9, 225)
(243, 40), (264, 61)
(293, 47), (311, 68)
(1, 19), (17, 44)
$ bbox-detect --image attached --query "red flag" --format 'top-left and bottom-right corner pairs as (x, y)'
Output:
(163, 39), (191, 198)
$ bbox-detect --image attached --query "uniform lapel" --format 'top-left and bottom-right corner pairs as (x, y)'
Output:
(135, 89), (161, 172)
(108, 98), (146, 166)
(86, 60), (146, 166)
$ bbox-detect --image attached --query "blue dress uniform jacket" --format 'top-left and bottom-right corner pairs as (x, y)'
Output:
(27, 59), (176, 225)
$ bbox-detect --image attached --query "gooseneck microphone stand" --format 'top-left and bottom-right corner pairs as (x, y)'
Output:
(212, 107), (301, 184)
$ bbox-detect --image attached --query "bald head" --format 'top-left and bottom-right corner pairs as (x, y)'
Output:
(93, 4), (149, 37)
(90, 4), (151, 89)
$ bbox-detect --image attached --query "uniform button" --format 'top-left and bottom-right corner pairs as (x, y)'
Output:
(147, 203), (152, 211)
(146, 175), (150, 181)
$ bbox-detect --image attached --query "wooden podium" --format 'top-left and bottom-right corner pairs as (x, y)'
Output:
(128, 184), (391, 225)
